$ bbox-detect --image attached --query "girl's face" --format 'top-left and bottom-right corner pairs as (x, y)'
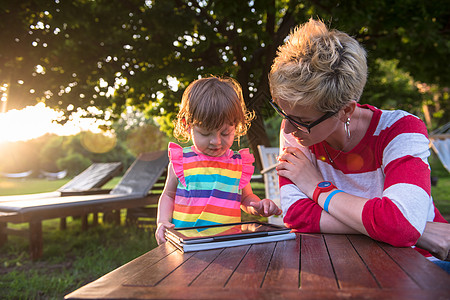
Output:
(191, 123), (236, 157)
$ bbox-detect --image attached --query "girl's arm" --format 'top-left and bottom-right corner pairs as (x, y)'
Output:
(155, 163), (178, 244)
(240, 184), (282, 217)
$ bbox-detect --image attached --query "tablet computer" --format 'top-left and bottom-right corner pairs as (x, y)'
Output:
(165, 221), (291, 245)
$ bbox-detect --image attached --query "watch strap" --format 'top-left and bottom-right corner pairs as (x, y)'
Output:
(312, 181), (336, 203)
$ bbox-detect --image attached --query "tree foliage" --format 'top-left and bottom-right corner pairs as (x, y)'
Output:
(1, 0), (449, 166)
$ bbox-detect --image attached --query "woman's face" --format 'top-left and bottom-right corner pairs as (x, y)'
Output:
(278, 100), (340, 147)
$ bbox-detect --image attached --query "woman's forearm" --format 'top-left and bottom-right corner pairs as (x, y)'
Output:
(319, 210), (361, 234)
(316, 190), (369, 235)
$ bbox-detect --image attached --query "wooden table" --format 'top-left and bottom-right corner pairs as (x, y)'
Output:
(65, 234), (450, 299)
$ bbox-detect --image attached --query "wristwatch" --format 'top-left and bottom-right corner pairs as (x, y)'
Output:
(312, 181), (336, 203)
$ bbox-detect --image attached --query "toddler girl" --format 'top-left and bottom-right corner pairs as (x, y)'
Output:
(156, 76), (282, 245)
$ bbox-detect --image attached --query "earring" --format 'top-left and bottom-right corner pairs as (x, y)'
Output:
(344, 118), (351, 139)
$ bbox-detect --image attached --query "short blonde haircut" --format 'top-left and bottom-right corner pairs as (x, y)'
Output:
(269, 19), (367, 112)
(173, 76), (254, 142)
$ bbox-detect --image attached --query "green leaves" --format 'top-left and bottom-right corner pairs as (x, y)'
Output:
(1, 0), (449, 139)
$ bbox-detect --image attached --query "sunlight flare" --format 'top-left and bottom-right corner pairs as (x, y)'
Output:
(0, 103), (109, 143)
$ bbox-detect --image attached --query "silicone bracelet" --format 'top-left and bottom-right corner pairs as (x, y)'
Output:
(324, 189), (344, 213)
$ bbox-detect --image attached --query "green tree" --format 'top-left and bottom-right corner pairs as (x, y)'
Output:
(1, 1), (449, 166)
(39, 134), (65, 172)
(0, 139), (42, 174)
(57, 152), (92, 177)
(364, 59), (423, 116)
(58, 132), (135, 170)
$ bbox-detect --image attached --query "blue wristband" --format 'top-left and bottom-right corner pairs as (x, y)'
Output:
(324, 189), (344, 213)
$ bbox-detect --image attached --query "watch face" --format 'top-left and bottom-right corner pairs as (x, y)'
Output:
(318, 181), (332, 188)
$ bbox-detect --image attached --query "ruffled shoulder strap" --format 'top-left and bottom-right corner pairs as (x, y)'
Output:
(168, 142), (186, 186)
(238, 148), (255, 189)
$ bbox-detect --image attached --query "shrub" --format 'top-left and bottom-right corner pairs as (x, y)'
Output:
(57, 153), (92, 177)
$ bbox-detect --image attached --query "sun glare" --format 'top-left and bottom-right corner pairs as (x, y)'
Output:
(0, 103), (107, 143)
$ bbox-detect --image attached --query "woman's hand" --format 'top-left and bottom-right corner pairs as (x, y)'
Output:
(416, 221), (450, 261)
(155, 222), (175, 245)
(276, 146), (324, 199)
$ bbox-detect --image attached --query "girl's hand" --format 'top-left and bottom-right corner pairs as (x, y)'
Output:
(155, 222), (175, 245)
(249, 199), (282, 217)
(276, 146), (324, 199)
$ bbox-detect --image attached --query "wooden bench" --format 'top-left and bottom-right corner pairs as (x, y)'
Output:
(0, 151), (168, 260)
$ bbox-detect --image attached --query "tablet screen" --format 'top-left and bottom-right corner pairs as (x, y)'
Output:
(167, 221), (291, 243)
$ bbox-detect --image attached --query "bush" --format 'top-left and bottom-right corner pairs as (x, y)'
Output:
(57, 153), (92, 177)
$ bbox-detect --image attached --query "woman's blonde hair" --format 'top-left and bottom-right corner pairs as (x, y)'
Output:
(269, 18), (367, 112)
(173, 76), (254, 142)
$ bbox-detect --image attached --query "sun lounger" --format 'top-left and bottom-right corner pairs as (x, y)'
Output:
(0, 162), (123, 229)
(0, 162), (123, 201)
(0, 151), (168, 260)
(58, 162), (123, 195)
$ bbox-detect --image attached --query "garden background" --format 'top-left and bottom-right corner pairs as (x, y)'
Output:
(0, 1), (449, 299)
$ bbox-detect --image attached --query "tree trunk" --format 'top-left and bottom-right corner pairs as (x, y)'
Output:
(238, 70), (272, 171)
(246, 107), (271, 171)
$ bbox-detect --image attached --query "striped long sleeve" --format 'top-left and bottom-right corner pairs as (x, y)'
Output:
(280, 104), (447, 251)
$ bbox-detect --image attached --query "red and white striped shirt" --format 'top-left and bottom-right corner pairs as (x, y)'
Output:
(280, 104), (447, 254)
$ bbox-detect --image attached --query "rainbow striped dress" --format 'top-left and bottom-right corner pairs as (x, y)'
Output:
(169, 142), (254, 228)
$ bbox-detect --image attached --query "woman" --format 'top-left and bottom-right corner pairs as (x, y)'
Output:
(268, 18), (450, 271)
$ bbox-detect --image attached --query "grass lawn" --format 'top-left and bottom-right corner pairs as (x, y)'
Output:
(0, 160), (448, 299)
(0, 216), (156, 299)
(0, 177), (121, 196)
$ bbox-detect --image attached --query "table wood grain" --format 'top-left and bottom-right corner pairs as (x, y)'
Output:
(65, 234), (450, 300)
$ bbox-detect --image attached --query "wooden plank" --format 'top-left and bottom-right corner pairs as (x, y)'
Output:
(0, 222), (6, 246)
(67, 286), (450, 300)
(81, 215), (88, 231)
(29, 221), (43, 260)
(66, 243), (176, 299)
(378, 242), (450, 290)
(0, 211), (21, 222)
(5, 227), (29, 238)
(93, 213), (98, 226)
(158, 248), (224, 287)
(113, 210), (121, 225)
(60, 189), (112, 196)
(225, 242), (276, 288)
(300, 234), (337, 290)
(60, 217), (67, 230)
(262, 236), (300, 289)
(123, 246), (195, 287)
(325, 234), (378, 289)
(190, 245), (250, 287)
(348, 235), (420, 289)
(126, 207), (157, 223)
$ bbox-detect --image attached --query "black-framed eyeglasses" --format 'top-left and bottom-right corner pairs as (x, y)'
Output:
(269, 98), (337, 133)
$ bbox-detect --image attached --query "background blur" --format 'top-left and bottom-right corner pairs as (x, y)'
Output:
(1, 0), (449, 175)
